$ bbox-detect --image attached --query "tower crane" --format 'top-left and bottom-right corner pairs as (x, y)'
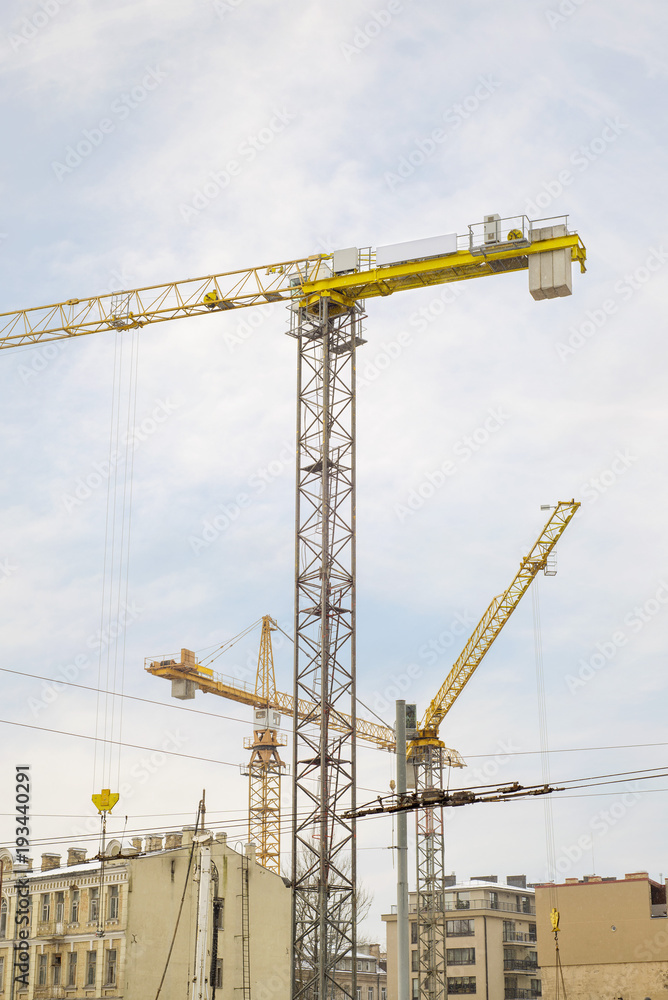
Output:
(407, 499), (579, 1000)
(1, 213), (586, 1000)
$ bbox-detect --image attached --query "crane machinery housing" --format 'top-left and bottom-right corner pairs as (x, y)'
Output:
(1, 212), (586, 1000)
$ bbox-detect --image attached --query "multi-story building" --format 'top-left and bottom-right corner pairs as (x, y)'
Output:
(0, 827), (291, 1000)
(382, 875), (540, 1000)
(534, 870), (668, 998)
(333, 944), (387, 1000)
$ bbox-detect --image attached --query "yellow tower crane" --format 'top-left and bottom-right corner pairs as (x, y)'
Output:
(1, 213), (586, 1000)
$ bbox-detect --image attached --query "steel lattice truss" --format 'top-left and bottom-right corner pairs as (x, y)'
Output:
(242, 732), (286, 874)
(414, 745), (447, 1000)
(290, 298), (362, 1000)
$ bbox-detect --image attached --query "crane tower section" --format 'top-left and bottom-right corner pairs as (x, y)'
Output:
(289, 289), (364, 1000)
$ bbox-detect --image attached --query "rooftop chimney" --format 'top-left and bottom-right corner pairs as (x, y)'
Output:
(625, 871), (649, 880)
(41, 854), (61, 872)
(165, 833), (183, 850)
(506, 875), (527, 889)
(67, 848), (86, 866)
(145, 836), (163, 853)
(131, 838), (143, 852)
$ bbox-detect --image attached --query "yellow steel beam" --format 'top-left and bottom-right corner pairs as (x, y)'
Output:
(0, 229), (586, 350)
(419, 500), (580, 739)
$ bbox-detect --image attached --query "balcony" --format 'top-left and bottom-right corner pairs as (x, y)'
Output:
(444, 899), (536, 915)
(504, 991), (541, 999)
(504, 960), (538, 972)
(502, 932), (537, 943)
(35, 922), (65, 940)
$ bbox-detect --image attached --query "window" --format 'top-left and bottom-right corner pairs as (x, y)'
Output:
(0, 897), (7, 938)
(41, 893), (51, 922)
(381, 989), (387, 1000)
(411, 979), (419, 1000)
(214, 898), (224, 930)
(446, 948), (475, 966)
(70, 889), (80, 922)
(447, 919), (474, 937)
(89, 887), (99, 922)
(531, 981), (542, 996)
(67, 951), (78, 987)
(356, 990), (361, 1000)
(455, 893), (470, 909)
(55, 892), (65, 923)
(52, 954), (62, 986)
(0, 956), (4, 991)
(86, 950), (97, 986)
(368, 989), (374, 1000)
(411, 949), (419, 972)
(522, 896), (532, 914)
(503, 920), (516, 941)
(38, 954), (48, 986)
(410, 921), (418, 944)
(489, 891), (498, 909)
(105, 949), (116, 986)
(357, 962), (361, 972)
(528, 922), (537, 942)
(108, 885), (119, 920)
(215, 960), (223, 989)
(446, 976), (476, 994)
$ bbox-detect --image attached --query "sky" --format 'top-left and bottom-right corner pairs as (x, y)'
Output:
(1, 0), (667, 949)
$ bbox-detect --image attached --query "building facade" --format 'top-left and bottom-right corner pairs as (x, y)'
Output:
(333, 944), (387, 1000)
(535, 870), (668, 999)
(382, 876), (540, 1000)
(0, 827), (291, 1000)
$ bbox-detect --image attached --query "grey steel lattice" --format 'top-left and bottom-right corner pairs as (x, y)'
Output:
(414, 746), (447, 1000)
(290, 297), (364, 1000)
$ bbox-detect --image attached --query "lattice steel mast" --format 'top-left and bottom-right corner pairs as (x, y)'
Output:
(290, 293), (364, 1000)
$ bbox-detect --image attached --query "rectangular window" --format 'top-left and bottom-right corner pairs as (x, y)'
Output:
(41, 893), (50, 922)
(105, 949), (116, 986)
(529, 922), (537, 942)
(68, 951), (78, 987)
(410, 921), (418, 944)
(86, 950), (97, 986)
(0, 956), (4, 992)
(531, 981), (542, 996)
(446, 948), (475, 966)
(52, 954), (62, 986)
(55, 892), (65, 923)
(489, 891), (498, 909)
(89, 887), (99, 922)
(446, 919), (474, 936)
(368, 989), (373, 1000)
(1, 899), (7, 938)
(446, 975), (476, 993)
(381, 989), (387, 1000)
(108, 885), (119, 920)
(411, 949), (419, 972)
(215, 960), (223, 989)
(455, 893), (470, 910)
(411, 979), (419, 1000)
(70, 889), (80, 923)
(356, 990), (361, 1000)
(214, 898), (224, 930)
(38, 954), (48, 987)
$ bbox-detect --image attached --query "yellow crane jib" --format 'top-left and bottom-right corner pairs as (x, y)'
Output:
(411, 499), (580, 753)
(0, 214), (586, 350)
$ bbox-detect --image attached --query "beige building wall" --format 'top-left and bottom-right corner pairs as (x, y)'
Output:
(382, 878), (539, 1000)
(535, 871), (668, 999)
(0, 831), (290, 1000)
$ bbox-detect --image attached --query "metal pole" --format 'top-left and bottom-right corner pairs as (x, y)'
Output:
(395, 701), (410, 1000)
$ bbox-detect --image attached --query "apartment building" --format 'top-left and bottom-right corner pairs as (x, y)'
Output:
(0, 828), (290, 1000)
(535, 870), (668, 999)
(333, 944), (387, 1000)
(382, 875), (540, 1000)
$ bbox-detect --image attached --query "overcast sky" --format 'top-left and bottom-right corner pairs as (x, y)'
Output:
(1, 0), (667, 947)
